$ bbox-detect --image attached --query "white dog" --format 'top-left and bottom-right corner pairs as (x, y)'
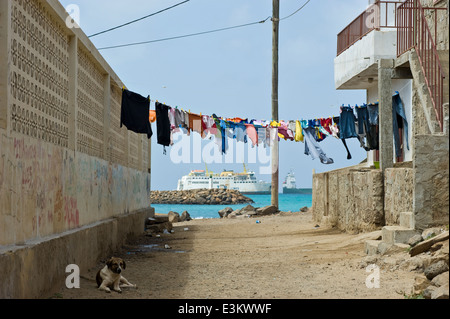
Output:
(96, 257), (136, 293)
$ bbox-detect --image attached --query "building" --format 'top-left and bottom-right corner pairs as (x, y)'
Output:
(312, 0), (449, 239)
(0, 0), (154, 298)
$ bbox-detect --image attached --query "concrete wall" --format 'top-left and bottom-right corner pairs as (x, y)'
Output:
(0, 0), (154, 298)
(334, 30), (397, 90)
(312, 165), (416, 233)
(413, 134), (449, 230)
(384, 167), (414, 225)
(312, 166), (384, 234)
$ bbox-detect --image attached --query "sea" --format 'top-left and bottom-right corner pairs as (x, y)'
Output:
(151, 193), (312, 219)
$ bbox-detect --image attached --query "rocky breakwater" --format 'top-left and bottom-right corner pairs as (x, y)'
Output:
(150, 189), (254, 205)
(218, 205), (310, 219)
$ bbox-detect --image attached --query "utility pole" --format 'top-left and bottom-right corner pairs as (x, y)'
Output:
(271, 0), (279, 208)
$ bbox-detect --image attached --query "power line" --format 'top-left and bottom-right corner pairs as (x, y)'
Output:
(98, 17), (271, 51)
(88, 0), (191, 38)
(96, 1), (311, 51)
(280, 0), (311, 21)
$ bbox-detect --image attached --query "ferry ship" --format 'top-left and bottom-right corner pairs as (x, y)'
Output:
(282, 170), (312, 194)
(177, 164), (271, 195)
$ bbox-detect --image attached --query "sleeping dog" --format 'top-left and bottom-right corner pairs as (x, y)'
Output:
(96, 257), (136, 293)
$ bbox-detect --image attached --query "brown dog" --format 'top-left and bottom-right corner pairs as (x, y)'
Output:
(96, 257), (136, 293)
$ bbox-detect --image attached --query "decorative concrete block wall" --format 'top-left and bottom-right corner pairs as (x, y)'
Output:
(0, 0), (154, 298)
(0, 0), (152, 247)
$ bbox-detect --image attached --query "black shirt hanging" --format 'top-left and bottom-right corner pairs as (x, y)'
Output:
(155, 102), (171, 150)
(120, 89), (153, 139)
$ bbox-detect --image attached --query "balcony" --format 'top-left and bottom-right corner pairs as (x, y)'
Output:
(334, 1), (403, 90)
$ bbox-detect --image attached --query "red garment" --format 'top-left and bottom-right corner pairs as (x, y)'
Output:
(320, 118), (333, 135)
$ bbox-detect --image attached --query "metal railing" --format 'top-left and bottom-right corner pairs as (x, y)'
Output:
(337, 1), (403, 56)
(397, 0), (447, 131)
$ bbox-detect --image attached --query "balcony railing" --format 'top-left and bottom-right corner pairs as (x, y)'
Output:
(397, 0), (447, 131)
(337, 1), (403, 56)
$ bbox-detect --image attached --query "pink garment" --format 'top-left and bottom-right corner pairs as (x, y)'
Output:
(245, 124), (258, 146)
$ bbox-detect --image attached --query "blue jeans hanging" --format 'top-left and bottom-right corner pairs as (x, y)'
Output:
(339, 106), (358, 140)
(392, 93), (409, 158)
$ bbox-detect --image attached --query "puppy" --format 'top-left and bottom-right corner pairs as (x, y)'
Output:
(96, 257), (136, 293)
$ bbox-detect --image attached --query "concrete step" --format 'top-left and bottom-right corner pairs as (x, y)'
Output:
(364, 239), (410, 256)
(399, 212), (415, 229)
(381, 226), (420, 245)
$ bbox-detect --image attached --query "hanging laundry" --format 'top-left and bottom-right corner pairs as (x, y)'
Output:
(356, 105), (378, 151)
(234, 122), (248, 143)
(320, 118), (333, 135)
(149, 110), (156, 123)
(189, 112), (203, 135)
(245, 124), (258, 147)
(155, 102), (171, 151)
(339, 106), (358, 140)
(303, 127), (334, 165)
(202, 115), (218, 139)
(392, 92), (409, 158)
(333, 116), (352, 160)
(120, 89), (153, 139)
(295, 120), (304, 142)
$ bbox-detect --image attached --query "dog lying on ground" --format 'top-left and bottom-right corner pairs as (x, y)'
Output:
(96, 257), (137, 293)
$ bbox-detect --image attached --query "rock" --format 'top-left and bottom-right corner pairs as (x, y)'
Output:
(413, 275), (431, 295)
(180, 211), (191, 222)
(423, 286), (436, 299)
(227, 211), (238, 219)
(240, 205), (256, 213)
(431, 283), (449, 299)
(150, 189), (254, 205)
(256, 205), (279, 216)
(218, 207), (233, 218)
(424, 260), (449, 280)
(431, 271), (449, 287)
(300, 206), (309, 212)
(154, 213), (169, 223)
(408, 234), (423, 247)
(422, 227), (442, 241)
(168, 211), (180, 223)
(409, 231), (449, 257)
(145, 221), (173, 234)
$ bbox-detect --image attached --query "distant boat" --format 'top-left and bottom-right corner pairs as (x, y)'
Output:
(177, 164), (271, 195)
(282, 170), (312, 194)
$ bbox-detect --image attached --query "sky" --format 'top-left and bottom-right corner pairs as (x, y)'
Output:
(59, 0), (372, 191)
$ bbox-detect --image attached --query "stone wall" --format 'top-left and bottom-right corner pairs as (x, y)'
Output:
(384, 167), (414, 225)
(313, 165), (419, 233)
(312, 166), (384, 234)
(413, 134), (449, 230)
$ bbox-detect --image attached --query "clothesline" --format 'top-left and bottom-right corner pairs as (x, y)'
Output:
(120, 88), (406, 164)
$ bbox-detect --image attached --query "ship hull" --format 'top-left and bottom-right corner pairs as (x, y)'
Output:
(282, 187), (312, 194)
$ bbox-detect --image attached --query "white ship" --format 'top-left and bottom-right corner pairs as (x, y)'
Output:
(282, 170), (312, 194)
(177, 164), (271, 194)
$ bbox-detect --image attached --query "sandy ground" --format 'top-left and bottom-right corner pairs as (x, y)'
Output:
(49, 211), (417, 299)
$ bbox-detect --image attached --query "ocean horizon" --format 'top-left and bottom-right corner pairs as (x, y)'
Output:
(151, 193), (312, 219)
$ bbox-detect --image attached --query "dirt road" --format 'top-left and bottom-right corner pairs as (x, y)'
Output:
(50, 211), (416, 299)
